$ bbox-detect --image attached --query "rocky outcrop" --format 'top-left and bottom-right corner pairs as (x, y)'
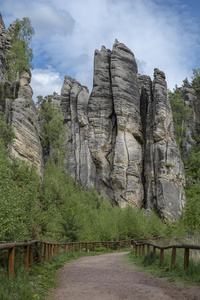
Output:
(60, 43), (186, 220)
(59, 75), (96, 187)
(139, 70), (186, 220)
(0, 13), (14, 82)
(9, 72), (43, 177)
(182, 81), (200, 154)
(0, 13), (43, 177)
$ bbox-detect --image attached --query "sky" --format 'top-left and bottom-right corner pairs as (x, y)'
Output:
(1, 0), (200, 101)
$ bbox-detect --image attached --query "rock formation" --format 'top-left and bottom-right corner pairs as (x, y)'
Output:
(58, 43), (186, 220)
(0, 12), (14, 82)
(182, 81), (200, 154)
(139, 70), (185, 220)
(0, 13), (187, 219)
(8, 72), (43, 177)
(0, 14), (43, 177)
(59, 75), (96, 187)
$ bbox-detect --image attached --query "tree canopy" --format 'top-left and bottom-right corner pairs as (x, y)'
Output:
(6, 17), (35, 83)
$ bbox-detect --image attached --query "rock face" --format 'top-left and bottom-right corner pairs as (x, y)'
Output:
(139, 70), (185, 220)
(59, 75), (96, 187)
(0, 13), (14, 82)
(0, 13), (43, 177)
(9, 72), (43, 177)
(182, 81), (200, 154)
(59, 43), (186, 220)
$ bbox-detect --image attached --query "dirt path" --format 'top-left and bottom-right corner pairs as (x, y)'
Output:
(47, 252), (200, 300)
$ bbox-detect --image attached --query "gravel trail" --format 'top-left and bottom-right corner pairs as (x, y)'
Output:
(47, 252), (200, 300)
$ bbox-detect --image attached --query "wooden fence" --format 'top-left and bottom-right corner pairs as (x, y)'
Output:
(1, 236), (197, 278)
(133, 239), (199, 270)
(0, 238), (146, 278)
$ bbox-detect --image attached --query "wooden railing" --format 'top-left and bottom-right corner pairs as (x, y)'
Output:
(0, 237), (178, 278)
(0, 237), (162, 278)
(133, 239), (199, 270)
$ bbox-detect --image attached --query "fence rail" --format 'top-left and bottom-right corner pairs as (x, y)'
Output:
(0, 237), (162, 278)
(1, 236), (197, 278)
(133, 238), (197, 270)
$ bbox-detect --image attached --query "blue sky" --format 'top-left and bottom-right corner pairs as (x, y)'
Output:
(1, 0), (200, 100)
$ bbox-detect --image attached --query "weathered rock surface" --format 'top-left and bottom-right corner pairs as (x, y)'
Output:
(139, 70), (186, 220)
(59, 75), (96, 187)
(182, 81), (200, 154)
(0, 13), (14, 82)
(59, 43), (186, 220)
(9, 72), (43, 177)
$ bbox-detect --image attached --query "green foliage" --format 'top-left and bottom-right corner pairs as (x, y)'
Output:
(6, 17), (34, 84)
(0, 112), (15, 147)
(127, 244), (200, 284)
(169, 90), (192, 149)
(165, 163), (174, 168)
(38, 96), (66, 166)
(113, 38), (120, 47)
(191, 68), (200, 100)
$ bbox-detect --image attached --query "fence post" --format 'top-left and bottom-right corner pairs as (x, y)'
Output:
(57, 245), (60, 256)
(86, 243), (88, 253)
(48, 244), (51, 259)
(93, 243), (95, 252)
(160, 249), (164, 265)
(153, 247), (156, 260)
(24, 245), (29, 272)
(184, 248), (189, 270)
(132, 242), (135, 250)
(40, 243), (44, 262)
(72, 243), (75, 254)
(135, 244), (138, 255)
(44, 244), (47, 261)
(30, 245), (34, 266)
(54, 244), (57, 256)
(65, 244), (68, 253)
(142, 244), (145, 255)
(171, 247), (176, 268)
(8, 247), (15, 279)
(139, 245), (142, 256)
(107, 242), (109, 252)
(79, 243), (81, 252)
(147, 244), (150, 255)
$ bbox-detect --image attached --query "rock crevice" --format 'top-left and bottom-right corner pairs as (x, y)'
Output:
(59, 43), (186, 220)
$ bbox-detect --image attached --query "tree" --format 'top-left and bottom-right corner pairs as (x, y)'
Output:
(38, 95), (66, 167)
(191, 68), (200, 100)
(6, 18), (34, 94)
(169, 89), (192, 149)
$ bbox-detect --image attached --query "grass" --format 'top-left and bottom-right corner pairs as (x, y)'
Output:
(0, 246), (131, 300)
(126, 242), (200, 286)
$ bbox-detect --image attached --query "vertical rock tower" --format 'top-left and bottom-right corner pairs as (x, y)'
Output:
(56, 43), (186, 220)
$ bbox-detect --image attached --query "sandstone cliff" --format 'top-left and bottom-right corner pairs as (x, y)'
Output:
(182, 81), (200, 154)
(0, 14), (43, 177)
(58, 43), (186, 220)
(8, 72), (43, 176)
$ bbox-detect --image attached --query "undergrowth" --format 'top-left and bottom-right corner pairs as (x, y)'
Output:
(126, 247), (200, 285)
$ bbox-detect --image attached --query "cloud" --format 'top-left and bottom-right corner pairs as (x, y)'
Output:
(1, 0), (200, 92)
(31, 67), (63, 101)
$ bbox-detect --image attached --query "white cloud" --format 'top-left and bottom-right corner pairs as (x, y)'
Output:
(31, 67), (63, 101)
(1, 0), (200, 92)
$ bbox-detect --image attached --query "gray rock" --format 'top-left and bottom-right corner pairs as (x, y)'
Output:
(9, 73), (43, 177)
(59, 44), (186, 220)
(59, 75), (96, 187)
(139, 69), (186, 220)
(182, 81), (200, 154)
